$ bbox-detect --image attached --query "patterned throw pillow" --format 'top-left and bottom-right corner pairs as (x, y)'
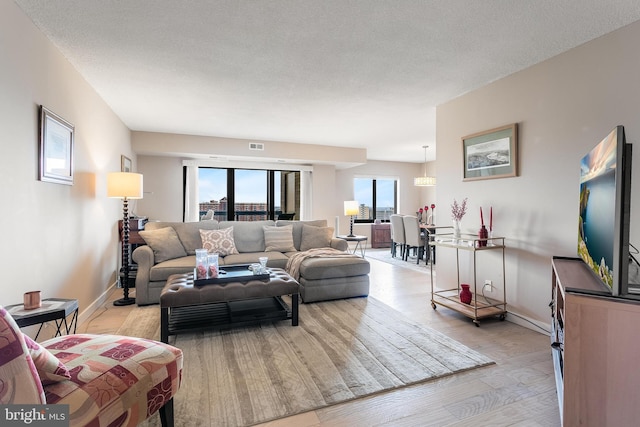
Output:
(200, 227), (239, 256)
(0, 306), (46, 404)
(23, 334), (71, 385)
(300, 224), (335, 251)
(263, 225), (296, 252)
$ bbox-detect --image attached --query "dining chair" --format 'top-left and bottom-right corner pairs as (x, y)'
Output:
(390, 214), (405, 259)
(277, 213), (296, 220)
(402, 215), (425, 264)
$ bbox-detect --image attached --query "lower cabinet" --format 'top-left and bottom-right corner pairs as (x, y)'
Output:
(371, 223), (391, 248)
(551, 256), (640, 426)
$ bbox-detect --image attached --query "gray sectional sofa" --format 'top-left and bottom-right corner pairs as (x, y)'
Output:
(132, 219), (370, 305)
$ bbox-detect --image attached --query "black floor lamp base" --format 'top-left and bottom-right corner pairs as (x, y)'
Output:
(113, 297), (136, 306)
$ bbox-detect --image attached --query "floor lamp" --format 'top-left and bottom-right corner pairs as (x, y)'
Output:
(108, 172), (143, 306)
(344, 200), (359, 237)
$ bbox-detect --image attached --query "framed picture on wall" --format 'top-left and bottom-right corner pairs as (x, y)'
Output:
(121, 155), (132, 172)
(39, 106), (74, 185)
(462, 123), (518, 181)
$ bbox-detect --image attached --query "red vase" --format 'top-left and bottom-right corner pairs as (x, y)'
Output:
(460, 284), (472, 304)
(478, 225), (488, 247)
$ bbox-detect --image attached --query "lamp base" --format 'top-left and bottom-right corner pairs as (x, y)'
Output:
(347, 234), (356, 237)
(113, 297), (136, 306)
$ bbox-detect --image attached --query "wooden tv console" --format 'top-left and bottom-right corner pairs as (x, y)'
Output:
(551, 256), (640, 426)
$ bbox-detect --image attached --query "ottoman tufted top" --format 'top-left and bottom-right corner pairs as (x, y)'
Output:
(160, 268), (300, 308)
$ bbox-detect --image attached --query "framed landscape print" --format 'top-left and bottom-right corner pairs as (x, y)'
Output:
(39, 106), (74, 185)
(462, 123), (518, 181)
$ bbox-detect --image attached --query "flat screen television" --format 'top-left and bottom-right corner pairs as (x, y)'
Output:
(578, 125), (634, 296)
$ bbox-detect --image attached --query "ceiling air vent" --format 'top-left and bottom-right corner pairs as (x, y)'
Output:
(249, 142), (264, 151)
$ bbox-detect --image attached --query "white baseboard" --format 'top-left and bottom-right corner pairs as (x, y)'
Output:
(78, 281), (118, 326)
(506, 310), (550, 335)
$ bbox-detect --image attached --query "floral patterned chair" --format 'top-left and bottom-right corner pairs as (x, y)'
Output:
(0, 305), (183, 427)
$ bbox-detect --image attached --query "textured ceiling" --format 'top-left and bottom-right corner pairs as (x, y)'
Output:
(15, 0), (640, 163)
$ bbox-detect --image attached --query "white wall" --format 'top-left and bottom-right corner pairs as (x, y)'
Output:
(136, 156), (185, 220)
(0, 2), (132, 326)
(436, 20), (640, 329)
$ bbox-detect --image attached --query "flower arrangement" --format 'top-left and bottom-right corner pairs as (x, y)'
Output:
(418, 204), (437, 224)
(451, 198), (468, 222)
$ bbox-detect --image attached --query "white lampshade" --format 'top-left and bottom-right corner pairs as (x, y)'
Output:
(344, 200), (359, 216)
(414, 176), (436, 186)
(107, 172), (143, 199)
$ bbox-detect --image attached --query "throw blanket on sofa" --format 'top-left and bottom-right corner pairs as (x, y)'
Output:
(285, 248), (359, 281)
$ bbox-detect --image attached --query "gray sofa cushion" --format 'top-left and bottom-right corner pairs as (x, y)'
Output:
(299, 275), (370, 303)
(300, 224), (334, 251)
(276, 220), (327, 250)
(299, 256), (370, 280)
(219, 220), (274, 253)
(150, 256), (196, 282)
(145, 220), (220, 255)
(223, 251), (289, 269)
(139, 227), (187, 263)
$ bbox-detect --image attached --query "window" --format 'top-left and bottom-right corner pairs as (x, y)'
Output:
(354, 177), (397, 223)
(197, 167), (300, 221)
(235, 169), (268, 220)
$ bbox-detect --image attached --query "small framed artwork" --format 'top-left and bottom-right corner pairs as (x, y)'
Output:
(462, 123), (518, 181)
(39, 106), (74, 185)
(121, 155), (132, 172)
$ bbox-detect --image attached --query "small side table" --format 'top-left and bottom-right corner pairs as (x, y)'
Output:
(5, 298), (78, 341)
(337, 235), (368, 257)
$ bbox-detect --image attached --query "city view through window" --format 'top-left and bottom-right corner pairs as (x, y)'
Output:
(354, 178), (397, 222)
(198, 168), (298, 221)
(197, 170), (393, 222)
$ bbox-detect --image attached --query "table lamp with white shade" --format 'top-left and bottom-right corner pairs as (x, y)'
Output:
(344, 200), (359, 237)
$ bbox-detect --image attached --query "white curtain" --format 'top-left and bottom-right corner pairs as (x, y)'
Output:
(183, 162), (199, 222)
(300, 170), (312, 220)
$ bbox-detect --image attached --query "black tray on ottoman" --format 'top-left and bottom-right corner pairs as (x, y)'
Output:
(194, 264), (270, 286)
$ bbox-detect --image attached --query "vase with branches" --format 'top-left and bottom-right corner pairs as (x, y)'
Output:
(451, 198), (468, 239)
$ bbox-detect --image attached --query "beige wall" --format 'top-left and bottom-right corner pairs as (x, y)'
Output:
(436, 21), (640, 328)
(1, 2), (133, 330)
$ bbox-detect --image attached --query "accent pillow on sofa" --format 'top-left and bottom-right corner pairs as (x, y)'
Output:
(263, 225), (296, 252)
(200, 227), (239, 256)
(23, 335), (71, 385)
(139, 227), (187, 263)
(300, 224), (335, 251)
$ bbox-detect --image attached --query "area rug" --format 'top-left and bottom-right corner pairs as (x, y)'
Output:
(119, 297), (493, 426)
(366, 248), (431, 274)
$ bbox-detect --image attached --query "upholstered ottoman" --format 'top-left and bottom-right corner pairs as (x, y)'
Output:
(160, 268), (300, 342)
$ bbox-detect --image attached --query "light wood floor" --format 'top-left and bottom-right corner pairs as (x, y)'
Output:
(80, 249), (561, 427)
